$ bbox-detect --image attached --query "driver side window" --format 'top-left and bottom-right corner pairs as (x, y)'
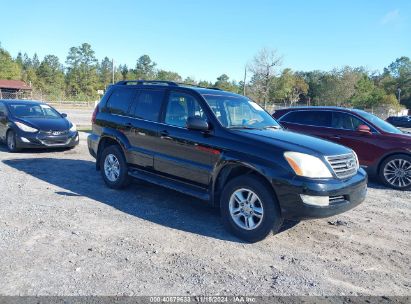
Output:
(164, 92), (206, 128)
(332, 112), (363, 130)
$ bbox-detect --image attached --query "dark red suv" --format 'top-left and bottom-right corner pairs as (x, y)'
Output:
(273, 107), (411, 190)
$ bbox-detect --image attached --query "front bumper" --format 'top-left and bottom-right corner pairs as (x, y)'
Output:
(275, 168), (368, 220)
(16, 130), (79, 149)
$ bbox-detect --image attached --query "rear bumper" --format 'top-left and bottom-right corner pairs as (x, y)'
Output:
(275, 168), (368, 220)
(87, 133), (99, 159)
(16, 131), (79, 149)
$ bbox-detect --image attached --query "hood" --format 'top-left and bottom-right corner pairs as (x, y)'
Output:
(382, 131), (411, 145)
(230, 128), (351, 156)
(18, 117), (70, 131)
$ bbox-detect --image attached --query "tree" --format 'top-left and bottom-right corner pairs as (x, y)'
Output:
(135, 55), (156, 80)
(198, 80), (213, 88)
(271, 69), (308, 105)
(65, 43), (99, 100)
(32, 53), (40, 69)
(0, 46), (21, 79)
(183, 77), (197, 85)
(99, 57), (113, 88)
(156, 70), (182, 82)
(383, 57), (411, 108)
(248, 48), (282, 108)
(298, 70), (325, 105)
(36, 55), (65, 99)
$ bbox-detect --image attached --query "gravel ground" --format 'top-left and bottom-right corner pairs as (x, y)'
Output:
(0, 135), (410, 296)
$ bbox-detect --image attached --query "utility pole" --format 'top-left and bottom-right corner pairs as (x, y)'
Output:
(112, 58), (115, 84)
(243, 66), (247, 96)
(397, 88), (401, 103)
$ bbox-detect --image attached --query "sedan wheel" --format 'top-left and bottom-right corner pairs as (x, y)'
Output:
(6, 131), (19, 152)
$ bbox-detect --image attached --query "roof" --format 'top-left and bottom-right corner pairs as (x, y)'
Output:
(0, 80), (32, 90)
(113, 80), (243, 98)
(275, 106), (360, 112)
(0, 99), (43, 105)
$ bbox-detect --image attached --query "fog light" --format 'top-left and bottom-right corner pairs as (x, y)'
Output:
(20, 137), (30, 143)
(300, 194), (329, 206)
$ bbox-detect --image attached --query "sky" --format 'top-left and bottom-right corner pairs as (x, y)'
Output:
(1, 0), (410, 82)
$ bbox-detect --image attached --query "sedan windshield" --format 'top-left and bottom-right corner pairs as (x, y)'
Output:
(202, 94), (281, 129)
(357, 110), (403, 134)
(8, 103), (61, 119)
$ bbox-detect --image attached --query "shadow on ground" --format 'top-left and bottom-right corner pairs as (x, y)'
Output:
(3, 157), (299, 242)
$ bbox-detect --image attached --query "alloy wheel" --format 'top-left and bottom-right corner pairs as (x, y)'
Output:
(383, 158), (411, 188)
(104, 154), (121, 182)
(229, 188), (264, 230)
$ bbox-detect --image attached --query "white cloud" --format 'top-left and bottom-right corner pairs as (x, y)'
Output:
(381, 9), (400, 25)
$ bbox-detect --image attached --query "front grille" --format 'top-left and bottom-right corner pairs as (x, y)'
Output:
(43, 130), (69, 136)
(39, 137), (70, 146)
(326, 153), (358, 179)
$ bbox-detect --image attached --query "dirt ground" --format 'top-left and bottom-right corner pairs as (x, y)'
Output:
(0, 134), (410, 296)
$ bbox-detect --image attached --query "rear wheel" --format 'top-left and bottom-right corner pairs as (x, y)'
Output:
(220, 175), (283, 242)
(379, 154), (411, 190)
(100, 145), (130, 189)
(6, 130), (20, 152)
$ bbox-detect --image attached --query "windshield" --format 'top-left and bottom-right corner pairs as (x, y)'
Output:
(8, 103), (61, 119)
(358, 111), (403, 134)
(202, 94), (281, 129)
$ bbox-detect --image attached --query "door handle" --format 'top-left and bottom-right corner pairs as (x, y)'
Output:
(330, 136), (341, 140)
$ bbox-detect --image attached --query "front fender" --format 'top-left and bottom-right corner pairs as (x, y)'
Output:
(210, 150), (292, 206)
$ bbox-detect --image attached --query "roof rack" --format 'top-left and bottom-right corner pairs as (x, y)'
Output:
(116, 80), (178, 86)
(175, 82), (222, 91)
(115, 80), (223, 91)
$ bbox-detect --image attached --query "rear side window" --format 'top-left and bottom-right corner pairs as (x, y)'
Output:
(281, 110), (331, 127)
(132, 90), (165, 122)
(106, 88), (137, 116)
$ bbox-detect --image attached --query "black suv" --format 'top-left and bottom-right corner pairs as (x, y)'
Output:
(88, 80), (367, 242)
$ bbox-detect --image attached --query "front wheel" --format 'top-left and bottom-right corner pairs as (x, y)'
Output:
(379, 155), (411, 190)
(6, 130), (20, 152)
(100, 145), (130, 189)
(220, 175), (283, 243)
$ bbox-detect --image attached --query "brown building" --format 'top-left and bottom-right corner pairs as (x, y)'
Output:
(0, 80), (32, 99)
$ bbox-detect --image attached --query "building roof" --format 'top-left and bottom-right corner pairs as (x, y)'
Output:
(0, 80), (32, 90)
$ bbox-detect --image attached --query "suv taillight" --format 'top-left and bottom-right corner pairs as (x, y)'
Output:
(91, 106), (99, 124)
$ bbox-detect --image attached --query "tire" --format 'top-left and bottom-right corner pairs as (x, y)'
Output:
(99, 145), (130, 189)
(220, 175), (283, 242)
(379, 154), (411, 191)
(6, 130), (20, 152)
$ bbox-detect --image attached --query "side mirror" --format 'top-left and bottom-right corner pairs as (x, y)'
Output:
(61, 113), (68, 118)
(187, 116), (209, 131)
(357, 124), (371, 134)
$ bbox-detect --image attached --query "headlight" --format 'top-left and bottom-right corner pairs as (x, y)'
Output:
(284, 151), (332, 178)
(69, 124), (77, 132)
(352, 150), (360, 169)
(15, 121), (38, 133)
